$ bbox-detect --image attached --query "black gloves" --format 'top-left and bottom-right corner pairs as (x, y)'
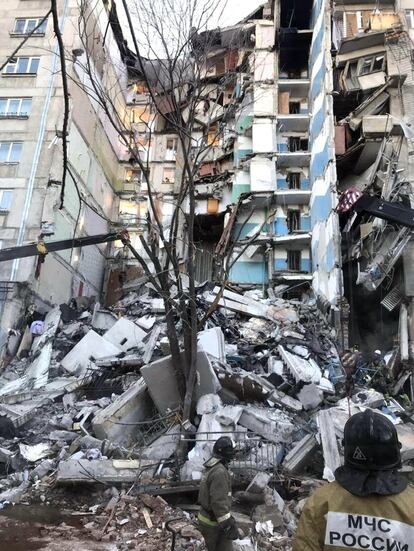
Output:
(219, 516), (239, 540)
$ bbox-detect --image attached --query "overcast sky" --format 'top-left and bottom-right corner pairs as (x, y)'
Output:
(217, 0), (264, 26)
(120, 0), (265, 52)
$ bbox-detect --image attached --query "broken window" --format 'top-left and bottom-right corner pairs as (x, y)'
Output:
(207, 198), (219, 214)
(287, 172), (301, 189)
(207, 126), (220, 147)
(287, 250), (301, 271)
(287, 210), (300, 232)
(289, 102), (300, 114)
(288, 137), (308, 152)
(358, 54), (385, 76)
(344, 61), (359, 90)
(163, 167), (175, 184)
(124, 168), (142, 183)
(165, 138), (177, 160)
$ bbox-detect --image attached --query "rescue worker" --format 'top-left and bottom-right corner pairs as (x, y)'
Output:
(293, 409), (414, 551)
(198, 436), (239, 550)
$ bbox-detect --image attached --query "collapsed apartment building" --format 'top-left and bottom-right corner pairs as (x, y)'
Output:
(183, 0), (414, 359)
(0, 1), (412, 548)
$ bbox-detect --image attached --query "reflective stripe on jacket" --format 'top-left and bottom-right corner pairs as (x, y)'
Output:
(198, 459), (232, 525)
(293, 481), (414, 551)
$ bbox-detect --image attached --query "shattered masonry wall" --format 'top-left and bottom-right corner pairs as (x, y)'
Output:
(309, 0), (342, 305)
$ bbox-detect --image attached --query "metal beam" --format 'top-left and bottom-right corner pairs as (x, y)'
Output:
(0, 232), (123, 262)
(355, 196), (414, 230)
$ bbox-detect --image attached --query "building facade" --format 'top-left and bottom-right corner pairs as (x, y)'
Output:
(0, 0), (129, 331)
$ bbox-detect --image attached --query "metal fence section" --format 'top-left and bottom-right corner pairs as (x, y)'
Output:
(130, 429), (283, 494)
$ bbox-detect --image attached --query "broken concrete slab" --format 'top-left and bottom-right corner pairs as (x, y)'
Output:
(252, 505), (284, 528)
(298, 384), (324, 411)
(140, 425), (180, 460)
(92, 378), (153, 446)
(136, 316), (156, 331)
(19, 443), (52, 462)
(31, 307), (61, 356)
(61, 330), (121, 376)
(141, 350), (221, 415)
(92, 303), (117, 331)
(142, 325), (162, 365)
(267, 389), (303, 413)
(318, 409), (342, 481)
(283, 434), (318, 474)
(246, 473), (271, 494)
(198, 327), (226, 363)
(57, 459), (155, 483)
(278, 345), (321, 384)
(238, 407), (295, 444)
(103, 318), (146, 352)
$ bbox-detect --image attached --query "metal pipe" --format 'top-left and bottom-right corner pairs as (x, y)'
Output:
(10, 0), (70, 282)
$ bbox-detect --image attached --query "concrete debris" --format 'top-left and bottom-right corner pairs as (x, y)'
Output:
(0, 282), (411, 550)
(103, 317), (146, 352)
(61, 330), (121, 376)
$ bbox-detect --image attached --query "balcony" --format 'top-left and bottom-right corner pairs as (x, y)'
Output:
(276, 151), (310, 168)
(274, 189), (311, 205)
(278, 79), (310, 96)
(277, 114), (309, 133)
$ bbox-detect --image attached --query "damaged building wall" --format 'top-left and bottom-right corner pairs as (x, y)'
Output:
(309, 0), (343, 306)
(0, 0), (124, 331)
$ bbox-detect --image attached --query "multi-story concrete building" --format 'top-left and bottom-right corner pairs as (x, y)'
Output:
(0, 0), (129, 331)
(191, 0), (414, 356)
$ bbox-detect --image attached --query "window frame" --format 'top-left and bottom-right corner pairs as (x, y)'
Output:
(0, 142), (23, 164)
(0, 190), (13, 213)
(3, 57), (40, 75)
(12, 17), (48, 36)
(162, 167), (175, 184)
(0, 97), (32, 118)
(287, 172), (301, 190)
(287, 250), (301, 271)
(357, 54), (385, 76)
(406, 9), (414, 29)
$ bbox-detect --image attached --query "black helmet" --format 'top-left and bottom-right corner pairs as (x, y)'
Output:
(343, 410), (401, 471)
(213, 436), (236, 461)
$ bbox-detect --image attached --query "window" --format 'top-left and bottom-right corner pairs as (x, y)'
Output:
(287, 210), (300, 232)
(165, 138), (177, 160)
(13, 18), (48, 35)
(289, 102), (301, 114)
(287, 250), (301, 271)
(287, 172), (301, 190)
(207, 198), (219, 214)
(288, 137), (308, 152)
(163, 167), (175, 183)
(0, 190), (13, 212)
(406, 10), (414, 29)
(358, 55), (385, 76)
(0, 98), (31, 117)
(124, 168), (142, 182)
(0, 142), (22, 163)
(3, 57), (40, 75)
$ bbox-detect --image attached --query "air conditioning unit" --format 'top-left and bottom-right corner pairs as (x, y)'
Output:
(123, 181), (139, 193)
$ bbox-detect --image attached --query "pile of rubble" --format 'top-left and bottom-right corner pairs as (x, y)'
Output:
(0, 283), (413, 549)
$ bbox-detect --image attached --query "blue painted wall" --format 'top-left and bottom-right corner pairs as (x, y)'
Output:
(230, 261), (268, 284)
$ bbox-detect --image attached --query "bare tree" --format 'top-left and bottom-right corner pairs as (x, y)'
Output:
(70, 0), (258, 425)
